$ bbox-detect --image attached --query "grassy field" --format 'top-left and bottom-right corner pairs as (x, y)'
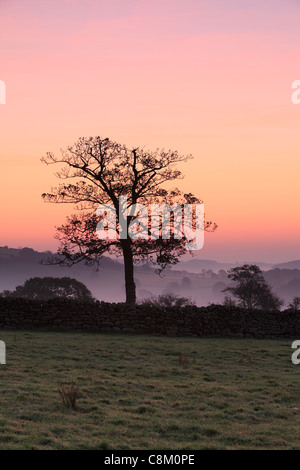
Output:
(0, 330), (299, 449)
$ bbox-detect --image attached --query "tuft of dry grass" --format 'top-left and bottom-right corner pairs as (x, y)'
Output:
(178, 352), (190, 368)
(57, 382), (79, 409)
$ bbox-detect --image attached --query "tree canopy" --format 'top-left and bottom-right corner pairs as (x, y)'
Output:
(0, 277), (94, 302)
(42, 136), (216, 305)
(223, 265), (283, 311)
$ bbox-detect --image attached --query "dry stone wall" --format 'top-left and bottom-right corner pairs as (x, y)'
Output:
(0, 298), (300, 338)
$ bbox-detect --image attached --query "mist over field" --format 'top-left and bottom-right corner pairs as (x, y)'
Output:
(1, 246), (300, 308)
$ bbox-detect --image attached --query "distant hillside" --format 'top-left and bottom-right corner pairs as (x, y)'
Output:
(174, 258), (274, 273)
(172, 259), (232, 273)
(274, 260), (300, 270)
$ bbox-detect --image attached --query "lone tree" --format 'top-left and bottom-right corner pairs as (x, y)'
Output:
(42, 136), (216, 306)
(223, 264), (283, 311)
(1, 277), (94, 301)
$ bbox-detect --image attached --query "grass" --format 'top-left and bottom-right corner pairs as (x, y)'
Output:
(0, 330), (299, 449)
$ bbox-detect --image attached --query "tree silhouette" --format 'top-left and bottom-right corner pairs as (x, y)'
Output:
(223, 265), (283, 311)
(42, 136), (216, 306)
(1, 277), (94, 301)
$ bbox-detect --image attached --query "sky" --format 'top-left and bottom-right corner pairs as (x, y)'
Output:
(0, 0), (300, 263)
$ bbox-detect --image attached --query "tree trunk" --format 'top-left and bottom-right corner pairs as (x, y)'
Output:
(121, 240), (136, 307)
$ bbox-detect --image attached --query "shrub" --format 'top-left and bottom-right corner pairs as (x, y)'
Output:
(139, 293), (195, 308)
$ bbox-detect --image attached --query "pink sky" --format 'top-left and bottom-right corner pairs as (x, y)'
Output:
(0, 0), (300, 262)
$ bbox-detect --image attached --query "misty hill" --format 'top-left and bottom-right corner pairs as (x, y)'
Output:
(174, 258), (274, 273)
(1, 246), (300, 306)
(0, 247), (230, 304)
(171, 259), (232, 273)
(0, 246), (125, 302)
